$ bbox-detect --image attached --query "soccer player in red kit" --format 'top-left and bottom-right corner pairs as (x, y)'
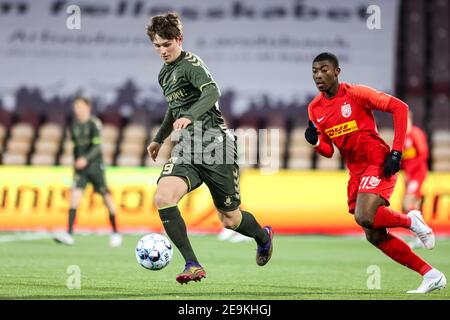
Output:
(402, 112), (429, 249)
(305, 52), (446, 293)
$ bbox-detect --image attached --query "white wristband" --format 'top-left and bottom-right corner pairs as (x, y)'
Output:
(314, 139), (320, 147)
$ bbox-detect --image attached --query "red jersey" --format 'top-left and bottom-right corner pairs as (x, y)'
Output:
(308, 83), (407, 175)
(401, 126), (429, 175)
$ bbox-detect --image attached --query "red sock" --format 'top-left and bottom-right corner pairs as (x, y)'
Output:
(373, 206), (411, 229)
(377, 233), (432, 275)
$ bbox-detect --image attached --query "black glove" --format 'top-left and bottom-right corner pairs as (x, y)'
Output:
(383, 150), (402, 178)
(305, 120), (320, 145)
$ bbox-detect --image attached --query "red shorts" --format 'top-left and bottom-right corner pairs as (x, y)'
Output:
(347, 165), (397, 214)
(404, 170), (427, 197)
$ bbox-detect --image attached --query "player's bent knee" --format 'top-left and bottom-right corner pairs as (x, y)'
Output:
(365, 231), (386, 246)
(218, 209), (241, 229)
(154, 192), (179, 208)
(222, 219), (238, 230)
(354, 214), (374, 229)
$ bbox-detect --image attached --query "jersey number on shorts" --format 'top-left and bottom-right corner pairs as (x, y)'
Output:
(162, 163), (174, 175)
(359, 176), (381, 190)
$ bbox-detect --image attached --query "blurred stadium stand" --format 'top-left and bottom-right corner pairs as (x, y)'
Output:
(0, 0), (448, 171)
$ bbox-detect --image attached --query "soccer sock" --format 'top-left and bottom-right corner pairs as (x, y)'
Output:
(158, 205), (199, 264)
(373, 206), (412, 229)
(68, 208), (77, 234)
(234, 211), (270, 246)
(108, 211), (118, 233)
(377, 233), (432, 275)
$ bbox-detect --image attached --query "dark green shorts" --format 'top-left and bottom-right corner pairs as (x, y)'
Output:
(158, 157), (241, 212)
(73, 163), (109, 195)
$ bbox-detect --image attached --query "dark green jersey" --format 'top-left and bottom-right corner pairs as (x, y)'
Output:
(69, 116), (103, 166)
(155, 51), (230, 145)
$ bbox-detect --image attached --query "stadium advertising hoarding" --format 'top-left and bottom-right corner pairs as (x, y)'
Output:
(0, 167), (449, 235)
(0, 0), (398, 114)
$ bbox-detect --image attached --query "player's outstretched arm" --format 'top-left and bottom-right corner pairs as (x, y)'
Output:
(379, 96), (408, 178)
(180, 83), (219, 122)
(154, 108), (175, 144)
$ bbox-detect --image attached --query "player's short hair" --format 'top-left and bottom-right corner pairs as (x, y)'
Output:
(146, 12), (183, 41)
(313, 52), (339, 68)
(74, 96), (91, 107)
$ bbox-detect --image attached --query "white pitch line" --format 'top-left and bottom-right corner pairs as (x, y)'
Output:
(0, 232), (53, 243)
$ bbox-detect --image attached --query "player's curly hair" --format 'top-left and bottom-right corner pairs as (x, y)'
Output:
(146, 12), (183, 41)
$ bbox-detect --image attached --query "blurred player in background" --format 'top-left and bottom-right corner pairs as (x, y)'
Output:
(146, 12), (273, 284)
(305, 52), (446, 293)
(401, 111), (429, 249)
(54, 97), (122, 247)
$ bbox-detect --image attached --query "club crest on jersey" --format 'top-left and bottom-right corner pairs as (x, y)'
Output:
(341, 103), (352, 118)
(224, 196), (232, 207)
(368, 176), (381, 187)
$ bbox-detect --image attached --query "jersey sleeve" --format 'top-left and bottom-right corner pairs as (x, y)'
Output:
(348, 84), (408, 151)
(347, 84), (392, 111)
(307, 103), (334, 158)
(90, 118), (102, 145)
(84, 118), (102, 162)
(184, 53), (217, 91)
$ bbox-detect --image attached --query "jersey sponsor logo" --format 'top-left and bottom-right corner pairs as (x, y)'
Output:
(359, 176), (381, 190)
(325, 120), (358, 138)
(317, 116), (326, 123)
(166, 88), (188, 102)
(341, 102), (352, 118)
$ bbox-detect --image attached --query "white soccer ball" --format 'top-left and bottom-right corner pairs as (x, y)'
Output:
(135, 233), (173, 270)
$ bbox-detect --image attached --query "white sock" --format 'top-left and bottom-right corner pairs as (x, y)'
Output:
(424, 268), (441, 279)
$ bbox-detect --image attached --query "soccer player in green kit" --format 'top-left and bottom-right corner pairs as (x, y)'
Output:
(54, 97), (122, 247)
(146, 12), (273, 284)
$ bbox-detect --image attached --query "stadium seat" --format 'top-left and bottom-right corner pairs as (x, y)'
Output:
(101, 142), (116, 158)
(287, 157), (312, 170)
(101, 124), (119, 144)
(122, 124), (147, 143)
(10, 123), (34, 142)
(59, 153), (73, 166)
(116, 154), (142, 167)
(2, 152), (27, 165)
(34, 140), (60, 155)
(119, 142), (144, 157)
(30, 153), (55, 166)
(38, 123), (63, 142)
(287, 127), (313, 169)
(433, 160), (450, 171)
(63, 139), (73, 154)
(432, 129), (450, 171)
(6, 139), (31, 154)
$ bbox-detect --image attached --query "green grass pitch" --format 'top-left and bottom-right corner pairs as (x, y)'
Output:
(0, 233), (449, 300)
